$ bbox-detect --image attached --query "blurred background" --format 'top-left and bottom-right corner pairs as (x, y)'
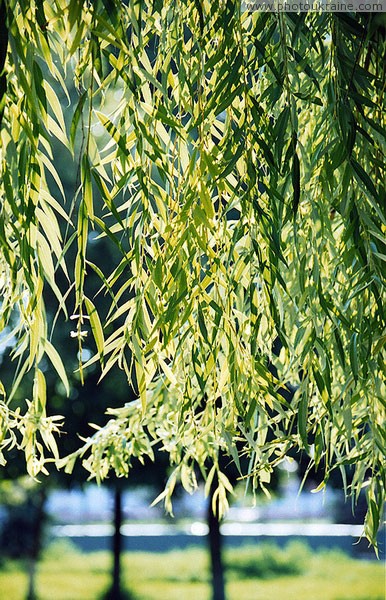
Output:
(0, 458), (384, 600)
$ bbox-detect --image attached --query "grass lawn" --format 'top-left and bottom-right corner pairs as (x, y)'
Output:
(0, 541), (384, 600)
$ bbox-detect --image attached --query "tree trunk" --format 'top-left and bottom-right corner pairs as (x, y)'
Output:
(207, 485), (226, 600)
(26, 488), (46, 600)
(26, 558), (38, 600)
(110, 485), (123, 600)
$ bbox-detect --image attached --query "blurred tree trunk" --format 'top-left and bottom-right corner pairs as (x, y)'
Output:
(110, 485), (123, 599)
(26, 488), (46, 600)
(208, 484), (226, 600)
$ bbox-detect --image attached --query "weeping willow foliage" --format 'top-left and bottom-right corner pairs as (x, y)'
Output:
(0, 1), (385, 544)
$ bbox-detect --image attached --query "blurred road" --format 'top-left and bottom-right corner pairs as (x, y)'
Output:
(50, 521), (374, 556)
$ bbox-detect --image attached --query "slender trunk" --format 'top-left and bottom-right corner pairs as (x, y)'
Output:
(26, 558), (38, 600)
(110, 485), (123, 600)
(26, 489), (46, 600)
(207, 485), (226, 600)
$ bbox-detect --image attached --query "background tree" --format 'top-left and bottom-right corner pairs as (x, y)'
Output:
(0, 225), (164, 600)
(0, 0), (385, 554)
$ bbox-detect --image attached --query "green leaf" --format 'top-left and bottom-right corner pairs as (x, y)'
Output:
(298, 389), (309, 451)
(43, 340), (70, 396)
(292, 151), (300, 216)
(82, 154), (94, 220)
(350, 159), (379, 204)
(84, 297), (105, 363)
(70, 91), (87, 152)
(349, 332), (359, 382)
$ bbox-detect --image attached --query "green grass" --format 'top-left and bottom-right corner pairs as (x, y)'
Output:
(0, 540), (384, 600)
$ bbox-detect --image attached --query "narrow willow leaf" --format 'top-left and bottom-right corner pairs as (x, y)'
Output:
(70, 91), (87, 152)
(298, 390), (309, 451)
(82, 154), (94, 220)
(292, 151), (300, 216)
(349, 332), (359, 382)
(350, 159), (379, 204)
(43, 339), (70, 396)
(84, 297), (105, 362)
(34, 368), (46, 413)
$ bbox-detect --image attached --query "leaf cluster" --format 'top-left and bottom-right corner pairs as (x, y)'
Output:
(0, 2), (384, 545)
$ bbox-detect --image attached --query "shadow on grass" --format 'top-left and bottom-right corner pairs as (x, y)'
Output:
(165, 573), (209, 584)
(99, 587), (137, 600)
(335, 598), (385, 600)
(159, 542), (310, 584)
(225, 541), (309, 580)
